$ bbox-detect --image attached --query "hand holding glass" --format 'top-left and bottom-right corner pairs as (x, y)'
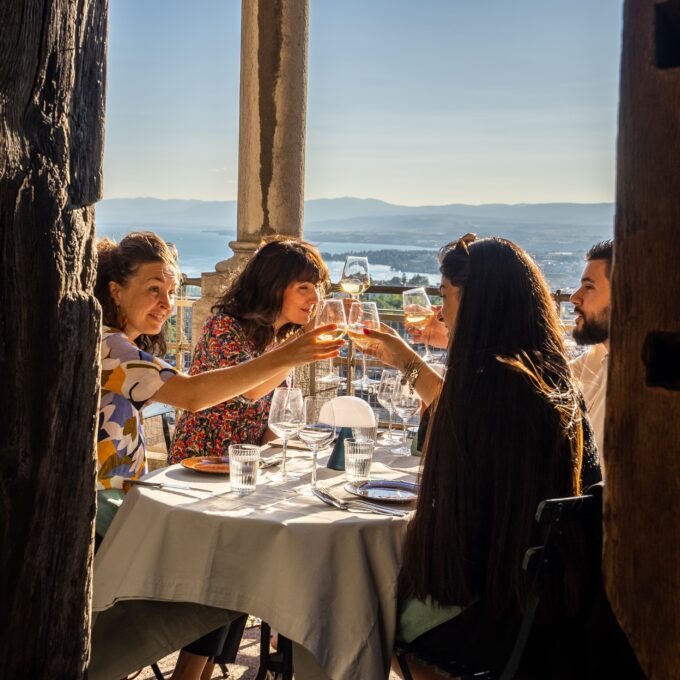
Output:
(314, 299), (347, 341)
(348, 301), (381, 388)
(403, 287), (434, 362)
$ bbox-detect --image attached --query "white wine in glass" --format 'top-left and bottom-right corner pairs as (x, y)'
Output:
(314, 299), (347, 341)
(339, 256), (371, 298)
(403, 287), (434, 361)
(348, 301), (381, 388)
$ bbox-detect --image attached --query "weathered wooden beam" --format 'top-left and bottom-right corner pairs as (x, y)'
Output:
(0, 0), (108, 676)
(606, 1), (680, 677)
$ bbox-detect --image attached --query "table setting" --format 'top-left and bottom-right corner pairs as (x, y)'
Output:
(91, 255), (438, 679)
(92, 406), (421, 680)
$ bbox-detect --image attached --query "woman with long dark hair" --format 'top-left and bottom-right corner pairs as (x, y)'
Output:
(364, 236), (600, 679)
(170, 237), (330, 461)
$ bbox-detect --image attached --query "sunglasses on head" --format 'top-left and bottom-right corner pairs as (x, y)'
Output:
(437, 232), (477, 262)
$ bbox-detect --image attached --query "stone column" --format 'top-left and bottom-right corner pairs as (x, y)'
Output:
(192, 0), (310, 342)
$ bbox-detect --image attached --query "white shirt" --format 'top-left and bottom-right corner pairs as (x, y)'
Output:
(570, 343), (609, 475)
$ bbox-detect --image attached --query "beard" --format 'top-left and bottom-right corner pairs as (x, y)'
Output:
(573, 306), (609, 345)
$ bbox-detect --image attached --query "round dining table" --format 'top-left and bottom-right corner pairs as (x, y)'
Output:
(90, 442), (421, 680)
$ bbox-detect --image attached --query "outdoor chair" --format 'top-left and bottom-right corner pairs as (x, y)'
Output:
(395, 483), (645, 680)
(254, 622), (294, 680)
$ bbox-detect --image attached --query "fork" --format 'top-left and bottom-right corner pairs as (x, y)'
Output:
(315, 487), (407, 517)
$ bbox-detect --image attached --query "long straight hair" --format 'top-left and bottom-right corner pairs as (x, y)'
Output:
(213, 238), (329, 352)
(399, 237), (584, 618)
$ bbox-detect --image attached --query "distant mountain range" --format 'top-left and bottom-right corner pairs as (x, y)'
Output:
(96, 197), (615, 288)
(97, 196), (615, 250)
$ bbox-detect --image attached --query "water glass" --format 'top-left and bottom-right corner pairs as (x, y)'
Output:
(229, 444), (260, 495)
(344, 438), (374, 483)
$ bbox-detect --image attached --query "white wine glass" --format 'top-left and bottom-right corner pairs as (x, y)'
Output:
(348, 301), (381, 389)
(314, 298), (347, 341)
(268, 387), (304, 480)
(339, 256), (371, 299)
(298, 396), (335, 494)
(403, 287), (434, 362)
(391, 377), (421, 455)
(314, 299), (347, 384)
(376, 368), (401, 443)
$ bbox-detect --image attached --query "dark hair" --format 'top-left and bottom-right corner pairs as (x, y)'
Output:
(400, 237), (585, 619)
(213, 238), (329, 352)
(95, 231), (180, 356)
(585, 240), (613, 278)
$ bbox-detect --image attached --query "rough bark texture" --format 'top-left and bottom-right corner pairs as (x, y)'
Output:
(606, 1), (680, 677)
(0, 0), (107, 676)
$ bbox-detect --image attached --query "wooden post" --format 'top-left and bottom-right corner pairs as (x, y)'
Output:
(0, 0), (107, 676)
(606, 1), (680, 677)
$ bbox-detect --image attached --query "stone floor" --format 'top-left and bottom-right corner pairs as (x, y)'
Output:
(137, 622), (262, 678)
(136, 622), (402, 679)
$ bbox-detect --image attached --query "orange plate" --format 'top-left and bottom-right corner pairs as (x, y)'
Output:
(180, 456), (230, 475)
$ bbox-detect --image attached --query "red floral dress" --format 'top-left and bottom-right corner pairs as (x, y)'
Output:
(169, 314), (273, 462)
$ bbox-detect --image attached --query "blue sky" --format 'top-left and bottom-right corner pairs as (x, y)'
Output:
(104, 0), (623, 205)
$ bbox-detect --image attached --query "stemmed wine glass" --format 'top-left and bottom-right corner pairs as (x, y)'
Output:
(348, 301), (381, 389)
(298, 396), (335, 494)
(314, 299), (347, 384)
(339, 256), (370, 298)
(391, 377), (422, 455)
(403, 287), (434, 362)
(376, 368), (401, 443)
(268, 387), (304, 480)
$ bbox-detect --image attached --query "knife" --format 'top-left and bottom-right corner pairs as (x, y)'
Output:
(313, 487), (407, 517)
(129, 479), (215, 494)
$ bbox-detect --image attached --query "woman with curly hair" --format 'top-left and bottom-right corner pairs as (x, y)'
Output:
(94, 232), (341, 680)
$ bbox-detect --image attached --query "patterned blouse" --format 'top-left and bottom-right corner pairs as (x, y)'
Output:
(97, 326), (177, 490)
(169, 314), (274, 462)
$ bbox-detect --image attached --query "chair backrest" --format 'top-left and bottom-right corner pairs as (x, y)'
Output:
(497, 484), (604, 680)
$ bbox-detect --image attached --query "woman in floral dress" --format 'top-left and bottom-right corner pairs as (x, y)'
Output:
(170, 238), (330, 461)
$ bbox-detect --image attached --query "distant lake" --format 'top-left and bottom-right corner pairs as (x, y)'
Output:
(98, 224), (592, 293)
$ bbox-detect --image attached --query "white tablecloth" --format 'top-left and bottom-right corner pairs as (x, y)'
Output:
(91, 444), (421, 680)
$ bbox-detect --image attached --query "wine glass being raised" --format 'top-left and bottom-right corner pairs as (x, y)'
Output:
(267, 387), (304, 480)
(390, 377), (422, 455)
(298, 396), (335, 493)
(314, 299), (347, 385)
(348, 301), (381, 389)
(339, 256), (371, 299)
(314, 298), (347, 341)
(403, 286), (434, 362)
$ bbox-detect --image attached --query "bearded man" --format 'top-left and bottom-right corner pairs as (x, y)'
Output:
(570, 240), (612, 470)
